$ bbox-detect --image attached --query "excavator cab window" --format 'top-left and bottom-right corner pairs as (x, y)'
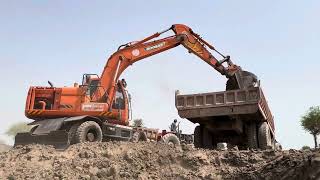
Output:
(82, 74), (101, 97)
(87, 79), (99, 97)
(112, 84), (125, 109)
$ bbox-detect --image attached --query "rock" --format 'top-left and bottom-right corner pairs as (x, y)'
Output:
(90, 175), (98, 180)
(102, 149), (113, 158)
(205, 173), (222, 180)
(80, 175), (90, 180)
(230, 146), (239, 151)
(124, 151), (134, 163)
(217, 143), (228, 150)
(97, 168), (109, 178)
(89, 167), (99, 176)
(76, 166), (83, 171)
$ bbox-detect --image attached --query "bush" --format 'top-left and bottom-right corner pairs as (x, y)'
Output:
(132, 119), (144, 127)
(6, 122), (32, 138)
(301, 146), (311, 150)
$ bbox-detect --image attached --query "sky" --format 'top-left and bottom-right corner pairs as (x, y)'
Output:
(0, 1), (319, 149)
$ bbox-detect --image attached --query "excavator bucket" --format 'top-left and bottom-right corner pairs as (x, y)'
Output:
(14, 130), (70, 149)
(226, 70), (258, 90)
(14, 118), (70, 149)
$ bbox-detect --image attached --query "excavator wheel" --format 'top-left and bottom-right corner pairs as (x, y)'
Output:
(68, 123), (80, 145)
(161, 133), (180, 146)
(193, 126), (202, 148)
(246, 122), (258, 149)
(131, 131), (148, 142)
(258, 122), (273, 150)
(74, 121), (102, 143)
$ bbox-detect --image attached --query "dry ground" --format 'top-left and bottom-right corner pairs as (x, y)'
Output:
(0, 142), (319, 180)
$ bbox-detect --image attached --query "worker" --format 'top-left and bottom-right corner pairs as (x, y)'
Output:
(170, 119), (178, 133)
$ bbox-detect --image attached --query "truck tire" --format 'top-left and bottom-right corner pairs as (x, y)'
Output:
(161, 133), (180, 146)
(75, 121), (102, 143)
(194, 126), (202, 148)
(247, 122), (258, 149)
(202, 127), (213, 149)
(68, 123), (80, 145)
(131, 131), (147, 142)
(258, 122), (272, 150)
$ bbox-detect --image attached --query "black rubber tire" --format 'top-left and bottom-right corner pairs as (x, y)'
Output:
(202, 127), (213, 149)
(131, 131), (148, 142)
(194, 126), (202, 148)
(258, 122), (272, 150)
(247, 122), (258, 149)
(161, 133), (180, 146)
(75, 121), (102, 143)
(68, 123), (80, 145)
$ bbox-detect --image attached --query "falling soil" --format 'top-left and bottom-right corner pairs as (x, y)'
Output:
(0, 142), (319, 180)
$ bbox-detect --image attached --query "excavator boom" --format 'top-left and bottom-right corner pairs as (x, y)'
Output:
(95, 24), (253, 106)
(15, 24), (257, 148)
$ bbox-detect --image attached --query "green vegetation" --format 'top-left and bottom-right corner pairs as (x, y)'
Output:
(132, 119), (144, 127)
(6, 122), (32, 138)
(301, 145), (311, 150)
(301, 106), (320, 148)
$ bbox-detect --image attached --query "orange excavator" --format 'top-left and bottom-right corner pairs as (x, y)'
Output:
(15, 24), (257, 148)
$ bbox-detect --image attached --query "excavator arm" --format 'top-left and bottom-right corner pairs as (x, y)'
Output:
(95, 24), (253, 104)
(15, 24), (258, 149)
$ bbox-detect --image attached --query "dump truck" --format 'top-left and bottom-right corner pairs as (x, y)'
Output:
(175, 84), (278, 150)
(14, 24), (257, 149)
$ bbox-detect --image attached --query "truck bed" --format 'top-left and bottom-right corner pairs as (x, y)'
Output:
(175, 87), (275, 132)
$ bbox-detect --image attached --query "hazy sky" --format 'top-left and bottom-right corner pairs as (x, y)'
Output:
(0, 1), (319, 149)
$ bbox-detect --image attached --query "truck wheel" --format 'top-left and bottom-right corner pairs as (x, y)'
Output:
(75, 121), (102, 143)
(161, 133), (180, 146)
(194, 126), (202, 148)
(202, 127), (213, 149)
(258, 122), (272, 150)
(131, 131), (147, 142)
(247, 122), (258, 149)
(68, 123), (80, 145)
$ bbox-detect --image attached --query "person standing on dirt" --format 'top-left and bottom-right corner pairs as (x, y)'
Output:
(170, 119), (178, 133)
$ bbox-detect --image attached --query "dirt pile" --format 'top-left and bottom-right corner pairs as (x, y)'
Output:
(0, 142), (319, 180)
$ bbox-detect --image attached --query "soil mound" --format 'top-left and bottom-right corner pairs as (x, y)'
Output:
(0, 142), (319, 180)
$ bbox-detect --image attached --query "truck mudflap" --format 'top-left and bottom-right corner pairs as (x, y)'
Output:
(14, 130), (70, 149)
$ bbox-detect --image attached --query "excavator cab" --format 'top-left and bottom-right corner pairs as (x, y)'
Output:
(82, 74), (101, 98)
